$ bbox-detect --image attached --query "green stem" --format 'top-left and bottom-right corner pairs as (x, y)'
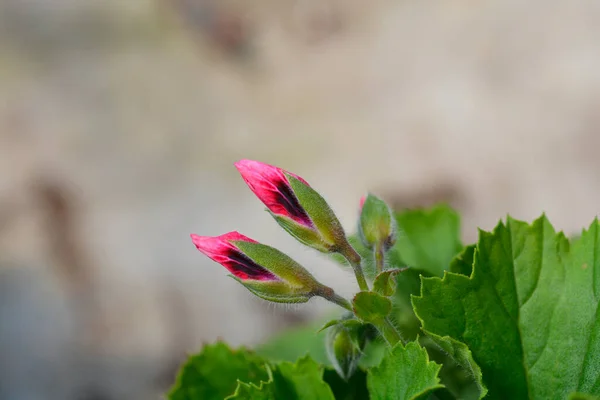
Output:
(329, 293), (353, 312)
(377, 317), (403, 346)
(338, 241), (369, 292)
(318, 286), (352, 312)
(374, 243), (385, 273)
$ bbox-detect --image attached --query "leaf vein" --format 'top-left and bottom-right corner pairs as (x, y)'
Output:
(576, 224), (599, 391)
(522, 224), (553, 374)
(527, 286), (561, 372)
(509, 223), (533, 400)
(577, 291), (600, 390)
(519, 244), (542, 308)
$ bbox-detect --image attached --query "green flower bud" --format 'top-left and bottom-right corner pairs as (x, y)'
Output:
(358, 193), (397, 250)
(325, 317), (373, 380)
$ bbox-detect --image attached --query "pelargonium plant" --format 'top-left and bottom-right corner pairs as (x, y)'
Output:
(169, 160), (600, 400)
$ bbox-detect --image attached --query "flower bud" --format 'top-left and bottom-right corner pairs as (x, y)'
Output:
(234, 159), (347, 253)
(358, 193), (397, 250)
(325, 319), (371, 380)
(191, 232), (322, 303)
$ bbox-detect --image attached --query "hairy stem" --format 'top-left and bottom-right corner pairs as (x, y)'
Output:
(374, 243), (385, 273)
(338, 241), (369, 291)
(318, 286), (352, 312)
(376, 317), (403, 346)
(329, 293), (353, 312)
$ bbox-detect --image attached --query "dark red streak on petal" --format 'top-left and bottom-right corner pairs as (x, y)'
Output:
(275, 180), (313, 227)
(225, 250), (279, 281)
(234, 159), (313, 227)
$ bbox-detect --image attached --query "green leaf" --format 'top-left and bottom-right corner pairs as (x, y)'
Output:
(390, 267), (424, 341)
(357, 337), (387, 369)
(373, 268), (408, 296)
(420, 335), (487, 399)
(229, 356), (335, 400)
(367, 341), (444, 400)
(323, 368), (369, 400)
(229, 381), (272, 400)
(412, 215), (600, 399)
(393, 204), (463, 276)
(569, 393), (600, 400)
(256, 319), (331, 365)
(168, 342), (269, 400)
(448, 244), (475, 276)
(352, 291), (392, 323)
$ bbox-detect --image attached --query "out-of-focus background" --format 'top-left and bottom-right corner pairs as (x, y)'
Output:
(1, 0), (599, 398)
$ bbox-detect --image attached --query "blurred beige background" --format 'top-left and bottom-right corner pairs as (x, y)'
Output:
(1, 0), (599, 398)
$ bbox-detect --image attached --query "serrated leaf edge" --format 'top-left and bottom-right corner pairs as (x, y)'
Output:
(368, 341), (445, 400)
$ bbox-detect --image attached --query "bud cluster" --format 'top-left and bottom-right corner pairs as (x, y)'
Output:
(190, 159), (407, 379)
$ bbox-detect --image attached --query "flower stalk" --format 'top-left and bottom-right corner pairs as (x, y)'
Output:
(377, 317), (403, 346)
(374, 242), (385, 274)
(337, 240), (369, 292)
(316, 285), (353, 312)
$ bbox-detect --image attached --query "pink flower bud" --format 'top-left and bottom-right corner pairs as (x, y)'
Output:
(191, 232), (278, 281)
(234, 159), (313, 227)
(191, 231), (329, 303)
(234, 159), (348, 253)
(359, 195), (366, 211)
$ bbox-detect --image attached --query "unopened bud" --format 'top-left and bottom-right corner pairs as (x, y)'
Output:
(235, 159), (348, 253)
(358, 193), (397, 250)
(325, 318), (371, 380)
(191, 232), (322, 303)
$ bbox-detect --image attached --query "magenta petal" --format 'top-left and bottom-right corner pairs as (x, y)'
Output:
(191, 232), (278, 281)
(234, 159), (309, 186)
(359, 195), (366, 211)
(234, 159), (313, 227)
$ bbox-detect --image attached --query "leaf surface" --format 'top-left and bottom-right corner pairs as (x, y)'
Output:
(323, 368), (370, 400)
(352, 291), (392, 323)
(168, 342), (269, 400)
(367, 341), (443, 400)
(393, 204), (463, 277)
(228, 356), (335, 400)
(413, 216), (600, 399)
